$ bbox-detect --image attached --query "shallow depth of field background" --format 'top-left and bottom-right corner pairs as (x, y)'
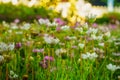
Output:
(0, 0), (120, 80)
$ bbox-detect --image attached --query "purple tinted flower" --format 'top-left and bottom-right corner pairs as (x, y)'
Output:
(32, 48), (44, 53)
(15, 42), (22, 49)
(92, 23), (98, 28)
(39, 60), (48, 69)
(56, 27), (61, 32)
(71, 46), (77, 49)
(44, 56), (54, 61)
(109, 24), (117, 29)
(54, 18), (64, 26)
(14, 18), (20, 23)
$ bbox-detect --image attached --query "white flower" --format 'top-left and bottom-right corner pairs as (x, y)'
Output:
(11, 25), (18, 29)
(98, 43), (104, 47)
(61, 25), (70, 31)
(83, 23), (88, 29)
(104, 31), (111, 37)
(91, 34), (97, 40)
(8, 43), (15, 51)
(13, 74), (18, 78)
(0, 55), (4, 63)
(87, 28), (98, 34)
(0, 42), (8, 52)
(8, 30), (12, 33)
(10, 71), (15, 76)
(97, 35), (103, 40)
(9, 70), (18, 78)
(44, 36), (53, 44)
(81, 53), (89, 59)
(21, 23), (31, 30)
(78, 43), (85, 49)
(55, 48), (67, 56)
(0, 42), (15, 52)
(47, 21), (58, 26)
(89, 52), (98, 60)
(54, 38), (60, 44)
(75, 27), (83, 33)
(66, 36), (77, 40)
(81, 52), (98, 60)
(38, 18), (50, 25)
(106, 63), (119, 71)
(43, 35), (60, 44)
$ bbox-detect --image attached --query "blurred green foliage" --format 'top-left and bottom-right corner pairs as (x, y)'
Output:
(95, 12), (120, 24)
(0, 3), (59, 22)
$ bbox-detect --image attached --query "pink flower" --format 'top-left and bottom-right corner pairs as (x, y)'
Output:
(92, 23), (98, 28)
(32, 48), (44, 53)
(44, 56), (54, 61)
(56, 27), (61, 32)
(15, 42), (22, 49)
(14, 18), (20, 23)
(54, 18), (65, 26)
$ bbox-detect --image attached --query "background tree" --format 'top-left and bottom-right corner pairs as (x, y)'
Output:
(85, 0), (120, 6)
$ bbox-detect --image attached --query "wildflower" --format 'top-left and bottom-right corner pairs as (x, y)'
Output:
(65, 36), (77, 40)
(86, 28), (98, 34)
(32, 48), (44, 53)
(39, 60), (48, 69)
(75, 27), (83, 33)
(81, 52), (90, 59)
(81, 52), (98, 60)
(104, 31), (111, 38)
(92, 23), (98, 28)
(47, 21), (58, 26)
(78, 43), (85, 49)
(21, 23), (31, 30)
(38, 18), (50, 25)
(8, 43), (15, 51)
(54, 18), (64, 26)
(61, 25), (70, 31)
(56, 27), (61, 32)
(98, 43), (104, 47)
(9, 70), (18, 79)
(106, 63), (120, 71)
(89, 52), (98, 60)
(15, 42), (22, 49)
(55, 48), (67, 56)
(0, 42), (8, 52)
(71, 45), (77, 49)
(44, 56), (54, 61)
(43, 35), (60, 44)
(11, 25), (18, 29)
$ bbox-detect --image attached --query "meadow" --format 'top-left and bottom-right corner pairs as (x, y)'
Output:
(0, 17), (120, 80)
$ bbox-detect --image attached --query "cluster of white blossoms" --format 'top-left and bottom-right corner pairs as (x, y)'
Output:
(43, 34), (60, 44)
(0, 55), (4, 63)
(55, 48), (67, 56)
(86, 27), (98, 34)
(9, 70), (18, 79)
(75, 27), (83, 33)
(91, 34), (103, 40)
(38, 18), (58, 26)
(21, 23), (31, 30)
(61, 25), (70, 31)
(0, 42), (15, 52)
(78, 43), (85, 49)
(106, 63), (120, 71)
(66, 36), (77, 40)
(81, 52), (98, 60)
